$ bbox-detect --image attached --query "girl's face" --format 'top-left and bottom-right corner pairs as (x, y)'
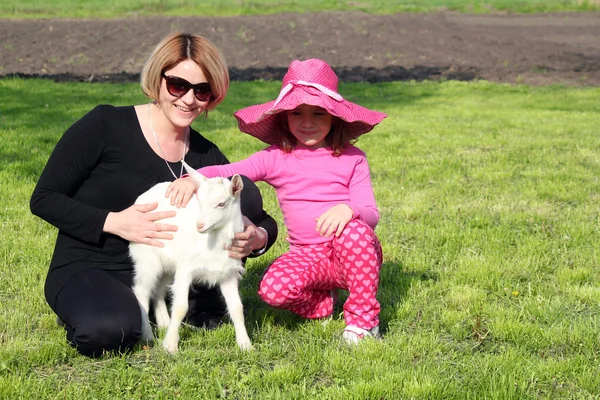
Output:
(159, 59), (211, 130)
(286, 104), (333, 149)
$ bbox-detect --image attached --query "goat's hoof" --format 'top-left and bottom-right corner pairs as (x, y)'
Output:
(237, 340), (253, 351)
(156, 320), (170, 329)
(162, 340), (179, 354)
(155, 313), (170, 328)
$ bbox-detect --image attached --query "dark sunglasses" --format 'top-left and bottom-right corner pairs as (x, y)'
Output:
(162, 73), (213, 102)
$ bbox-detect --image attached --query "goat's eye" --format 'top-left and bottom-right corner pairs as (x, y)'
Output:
(216, 202), (226, 208)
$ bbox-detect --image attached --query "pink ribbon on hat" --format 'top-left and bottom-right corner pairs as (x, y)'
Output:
(264, 80), (344, 115)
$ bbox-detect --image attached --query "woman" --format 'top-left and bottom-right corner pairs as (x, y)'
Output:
(30, 32), (278, 357)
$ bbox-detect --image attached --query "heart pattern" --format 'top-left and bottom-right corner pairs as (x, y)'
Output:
(257, 220), (383, 329)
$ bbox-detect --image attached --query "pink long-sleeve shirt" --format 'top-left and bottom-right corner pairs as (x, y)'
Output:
(199, 145), (379, 246)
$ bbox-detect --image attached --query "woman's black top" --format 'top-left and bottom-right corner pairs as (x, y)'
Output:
(30, 105), (277, 304)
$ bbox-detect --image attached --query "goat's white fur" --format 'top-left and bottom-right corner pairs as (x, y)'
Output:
(129, 161), (251, 353)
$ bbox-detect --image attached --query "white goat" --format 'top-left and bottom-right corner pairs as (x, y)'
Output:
(129, 162), (251, 353)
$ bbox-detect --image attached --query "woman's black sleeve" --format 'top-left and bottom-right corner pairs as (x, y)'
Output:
(29, 106), (110, 244)
(255, 210), (278, 255)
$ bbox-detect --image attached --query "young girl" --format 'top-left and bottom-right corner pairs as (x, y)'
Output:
(167, 58), (386, 344)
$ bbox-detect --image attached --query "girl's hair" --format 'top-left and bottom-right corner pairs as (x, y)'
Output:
(140, 32), (229, 115)
(277, 114), (355, 156)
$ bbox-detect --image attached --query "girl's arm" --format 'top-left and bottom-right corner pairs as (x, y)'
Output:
(346, 154), (379, 228)
(315, 153), (379, 237)
(167, 150), (270, 207)
(198, 150), (268, 182)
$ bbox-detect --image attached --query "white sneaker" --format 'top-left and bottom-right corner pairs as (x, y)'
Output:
(342, 325), (380, 345)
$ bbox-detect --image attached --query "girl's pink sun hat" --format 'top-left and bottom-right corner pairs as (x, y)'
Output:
(233, 59), (387, 145)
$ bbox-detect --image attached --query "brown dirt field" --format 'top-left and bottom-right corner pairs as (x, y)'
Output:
(1, 11), (599, 85)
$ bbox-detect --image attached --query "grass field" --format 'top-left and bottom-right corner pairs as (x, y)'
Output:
(1, 0), (599, 19)
(1, 77), (599, 398)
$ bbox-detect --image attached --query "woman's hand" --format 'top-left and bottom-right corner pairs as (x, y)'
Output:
(316, 204), (354, 237)
(165, 177), (199, 208)
(226, 216), (268, 259)
(103, 202), (178, 247)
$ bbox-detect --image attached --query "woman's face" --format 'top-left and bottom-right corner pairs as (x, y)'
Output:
(158, 59), (211, 129)
(286, 104), (333, 149)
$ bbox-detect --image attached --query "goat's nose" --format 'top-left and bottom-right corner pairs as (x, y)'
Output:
(196, 222), (204, 231)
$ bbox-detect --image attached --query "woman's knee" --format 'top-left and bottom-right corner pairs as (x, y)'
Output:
(69, 314), (141, 357)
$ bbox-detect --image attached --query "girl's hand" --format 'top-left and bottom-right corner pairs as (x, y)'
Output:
(165, 177), (199, 208)
(103, 202), (178, 247)
(316, 204), (354, 237)
(226, 216), (268, 259)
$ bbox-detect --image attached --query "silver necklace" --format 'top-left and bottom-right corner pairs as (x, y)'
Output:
(148, 103), (189, 179)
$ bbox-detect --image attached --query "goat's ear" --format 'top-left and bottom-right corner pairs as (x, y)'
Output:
(230, 174), (244, 198)
(181, 160), (207, 183)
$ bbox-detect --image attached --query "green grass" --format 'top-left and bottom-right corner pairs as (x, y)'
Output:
(0, 0), (598, 19)
(1, 77), (600, 398)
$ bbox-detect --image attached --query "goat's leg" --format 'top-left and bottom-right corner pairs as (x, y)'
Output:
(162, 270), (192, 354)
(131, 262), (161, 342)
(153, 275), (171, 328)
(219, 276), (252, 350)
(133, 286), (154, 342)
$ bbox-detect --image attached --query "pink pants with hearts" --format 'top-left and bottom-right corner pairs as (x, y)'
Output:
(257, 220), (383, 330)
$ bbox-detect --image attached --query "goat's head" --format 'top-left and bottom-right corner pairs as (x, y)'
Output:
(182, 161), (244, 233)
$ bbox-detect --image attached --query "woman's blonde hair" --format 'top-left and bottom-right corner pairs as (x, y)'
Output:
(277, 114), (354, 156)
(140, 32), (229, 114)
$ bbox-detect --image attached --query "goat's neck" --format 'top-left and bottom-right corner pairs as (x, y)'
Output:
(214, 214), (244, 244)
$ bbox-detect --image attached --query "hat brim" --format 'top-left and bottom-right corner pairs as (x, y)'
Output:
(234, 86), (387, 146)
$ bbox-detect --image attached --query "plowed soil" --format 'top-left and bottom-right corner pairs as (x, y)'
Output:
(1, 11), (599, 85)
